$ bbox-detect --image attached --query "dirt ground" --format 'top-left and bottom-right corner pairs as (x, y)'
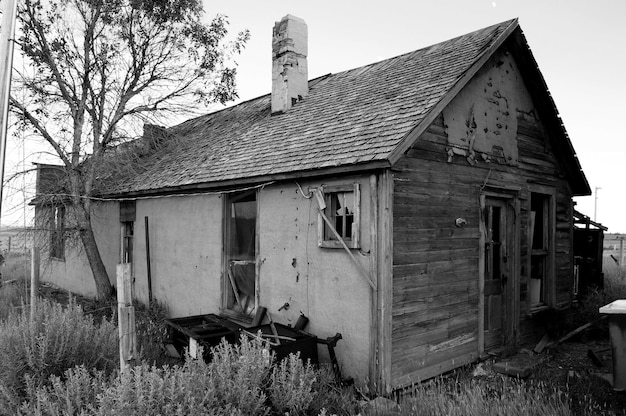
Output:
(450, 331), (626, 415)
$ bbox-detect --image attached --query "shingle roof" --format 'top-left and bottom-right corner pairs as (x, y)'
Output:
(107, 19), (548, 195)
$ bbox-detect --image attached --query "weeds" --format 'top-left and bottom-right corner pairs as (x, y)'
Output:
(269, 353), (317, 415)
(396, 378), (571, 416)
(133, 301), (171, 365)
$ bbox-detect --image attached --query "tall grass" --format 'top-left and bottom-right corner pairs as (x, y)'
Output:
(394, 378), (571, 416)
(0, 251), (30, 320)
(576, 262), (626, 327)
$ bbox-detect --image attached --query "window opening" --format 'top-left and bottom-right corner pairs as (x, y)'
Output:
(224, 191), (257, 316)
(50, 205), (65, 259)
(529, 193), (550, 306)
(319, 184), (360, 249)
(121, 222), (134, 263)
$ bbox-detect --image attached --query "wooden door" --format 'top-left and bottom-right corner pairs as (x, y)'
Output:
(483, 198), (511, 350)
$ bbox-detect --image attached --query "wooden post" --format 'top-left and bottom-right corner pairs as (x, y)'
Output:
(117, 263), (137, 372)
(30, 247), (39, 318)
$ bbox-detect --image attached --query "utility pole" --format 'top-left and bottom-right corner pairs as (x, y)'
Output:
(594, 186), (601, 222)
(0, 0), (18, 228)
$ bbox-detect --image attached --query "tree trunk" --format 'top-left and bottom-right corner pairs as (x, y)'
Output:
(77, 206), (113, 301)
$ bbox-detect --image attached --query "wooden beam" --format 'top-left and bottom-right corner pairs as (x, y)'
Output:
(378, 170), (393, 393)
(368, 174), (379, 391)
(477, 194), (486, 355)
(117, 263), (137, 372)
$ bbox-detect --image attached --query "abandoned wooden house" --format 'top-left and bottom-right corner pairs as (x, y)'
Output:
(34, 16), (590, 391)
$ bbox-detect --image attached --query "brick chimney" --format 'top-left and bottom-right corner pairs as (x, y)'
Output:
(271, 15), (308, 114)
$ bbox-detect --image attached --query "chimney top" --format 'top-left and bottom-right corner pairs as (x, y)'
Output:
(271, 15), (308, 114)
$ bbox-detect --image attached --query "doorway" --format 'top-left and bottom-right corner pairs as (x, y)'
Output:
(481, 196), (516, 350)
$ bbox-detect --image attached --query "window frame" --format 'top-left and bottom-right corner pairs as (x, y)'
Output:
(49, 205), (65, 260)
(528, 188), (556, 310)
(222, 190), (259, 320)
(318, 183), (361, 249)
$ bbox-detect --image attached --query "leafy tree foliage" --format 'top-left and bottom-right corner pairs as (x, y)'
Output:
(10, 0), (249, 299)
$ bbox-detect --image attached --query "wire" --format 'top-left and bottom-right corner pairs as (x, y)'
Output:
(35, 180), (276, 203)
(295, 181), (312, 199)
(479, 168), (492, 192)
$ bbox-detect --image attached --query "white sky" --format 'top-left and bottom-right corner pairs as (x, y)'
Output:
(2, 0), (624, 233)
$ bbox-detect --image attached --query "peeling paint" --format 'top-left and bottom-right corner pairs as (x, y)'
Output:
(442, 49), (534, 166)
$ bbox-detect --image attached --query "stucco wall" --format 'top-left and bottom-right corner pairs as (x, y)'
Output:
(38, 202), (119, 297)
(132, 194), (223, 317)
(38, 176), (374, 382)
(258, 176), (373, 381)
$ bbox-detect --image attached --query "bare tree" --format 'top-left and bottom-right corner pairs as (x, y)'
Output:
(9, 0), (249, 300)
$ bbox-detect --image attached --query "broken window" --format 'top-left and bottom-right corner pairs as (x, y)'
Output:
(529, 192), (552, 307)
(224, 190), (257, 316)
(50, 205), (65, 260)
(319, 184), (360, 249)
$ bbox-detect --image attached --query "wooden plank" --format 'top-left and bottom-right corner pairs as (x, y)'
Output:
(393, 279), (476, 304)
(368, 174), (379, 389)
(393, 248), (478, 265)
(393, 257), (477, 278)
(393, 226), (479, 243)
(478, 194), (486, 355)
(392, 290), (479, 317)
(393, 332), (477, 376)
(393, 203), (477, 218)
(393, 267), (477, 291)
(116, 263), (137, 372)
(394, 238), (478, 254)
(392, 305), (478, 338)
(393, 351), (478, 388)
(378, 169), (393, 393)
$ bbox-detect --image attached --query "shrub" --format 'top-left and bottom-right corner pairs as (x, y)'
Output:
(18, 365), (107, 416)
(133, 300), (170, 365)
(0, 299), (118, 415)
(209, 335), (271, 416)
(310, 365), (358, 416)
(15, 335), (277, 416)
(268, 352), (317, 415)
(95, 360), (226, 416)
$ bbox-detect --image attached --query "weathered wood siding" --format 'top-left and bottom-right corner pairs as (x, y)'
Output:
(390, 47), (574, 387)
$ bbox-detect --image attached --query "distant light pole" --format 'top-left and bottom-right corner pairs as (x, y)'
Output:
(594, 186), (601, 222)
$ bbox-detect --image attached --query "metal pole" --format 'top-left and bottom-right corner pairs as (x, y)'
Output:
(0, 0), (19, 226)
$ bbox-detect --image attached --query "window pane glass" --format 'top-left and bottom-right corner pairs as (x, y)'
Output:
(230, 199), (256, 259)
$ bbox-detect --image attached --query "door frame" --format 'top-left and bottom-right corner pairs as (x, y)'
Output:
(478, 189), (520, 355)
